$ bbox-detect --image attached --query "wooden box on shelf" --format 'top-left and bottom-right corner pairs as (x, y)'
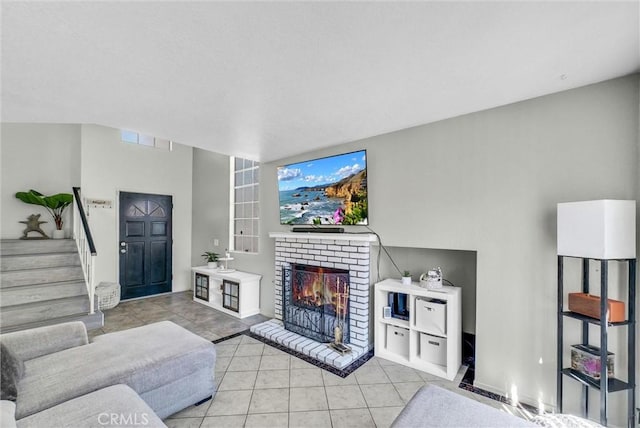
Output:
(568, 293), (625, 322)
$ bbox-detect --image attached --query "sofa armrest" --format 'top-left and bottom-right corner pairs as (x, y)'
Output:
(391, 385), (536, 427)
(0, 322), (88, 362)
(0, 400), (17, 428)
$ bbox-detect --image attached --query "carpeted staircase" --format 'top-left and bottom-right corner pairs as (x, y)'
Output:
(0, 239), (103, 333)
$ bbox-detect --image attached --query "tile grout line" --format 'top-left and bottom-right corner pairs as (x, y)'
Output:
(319, 367), (334, 428)
(355, 363), (389, 428)
(243, 343), (260, 421)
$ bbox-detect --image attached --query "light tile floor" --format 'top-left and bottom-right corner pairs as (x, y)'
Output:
(94, 291), (527, 428)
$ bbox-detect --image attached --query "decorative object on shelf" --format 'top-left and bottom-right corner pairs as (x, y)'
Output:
(15, 190), (73, 239)
(218, 251), (235, 273)
(401, 271), (412, 285)
(568, 293), (625, 323)
(201, 251), (219, 269)
(388, 292), (410, 320)
(571, 344), (614, 381)
(383, 306), (391, 319)
(419, 267), (443, 290)
(18, 214), (49, 239)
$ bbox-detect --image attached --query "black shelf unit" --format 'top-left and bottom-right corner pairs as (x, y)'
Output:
(557, 256), (636, 427)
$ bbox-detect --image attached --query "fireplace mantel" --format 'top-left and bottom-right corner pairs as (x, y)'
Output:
(269, 231), (377, 242)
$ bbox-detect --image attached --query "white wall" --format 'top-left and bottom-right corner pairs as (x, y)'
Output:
(235, 75), (638, 421)
(1, 124), (81, 239)
(80, 124), (193, 292)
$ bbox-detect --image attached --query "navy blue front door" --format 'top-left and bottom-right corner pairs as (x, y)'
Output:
(119, 192), (172, 300)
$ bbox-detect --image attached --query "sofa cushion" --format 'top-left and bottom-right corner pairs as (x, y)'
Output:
(15, 321), (215, 419)
(1, 343), (24, 402)
(16, 384), (166, 428)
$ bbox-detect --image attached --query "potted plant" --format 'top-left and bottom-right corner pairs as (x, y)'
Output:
(15, 190), (73, 239)
(401, 270), (412, 285)
(202, 251), (220, 269)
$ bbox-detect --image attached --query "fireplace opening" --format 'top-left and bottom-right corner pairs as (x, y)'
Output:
(283, 264), (350, 343)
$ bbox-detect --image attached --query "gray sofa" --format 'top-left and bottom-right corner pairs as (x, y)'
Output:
(1, 320), (216, 426)
(392, 384), (536, 427)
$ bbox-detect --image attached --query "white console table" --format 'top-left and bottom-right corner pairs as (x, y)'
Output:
(192, 266), (261, 319)
(374, 279), (461, 380)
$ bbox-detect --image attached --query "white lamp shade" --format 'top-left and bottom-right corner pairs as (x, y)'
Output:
(557, 200), (636, 259)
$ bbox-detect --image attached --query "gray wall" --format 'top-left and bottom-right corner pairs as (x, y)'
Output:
(80, 125), (194, 292)
(191, 148), (231, 266)
(226, 75), (639, 417)
(1, 124), (81, 239)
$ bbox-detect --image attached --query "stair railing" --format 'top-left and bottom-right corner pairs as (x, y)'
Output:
(72, 187), (97, 314)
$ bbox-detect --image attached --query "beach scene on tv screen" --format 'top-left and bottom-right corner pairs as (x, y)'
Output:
(278, 150), (368, 225)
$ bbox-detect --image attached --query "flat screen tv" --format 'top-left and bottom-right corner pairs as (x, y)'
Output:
(278, 150), (368, 225)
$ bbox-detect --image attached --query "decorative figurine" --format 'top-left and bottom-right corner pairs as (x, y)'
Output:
(19, 214), (49, 239)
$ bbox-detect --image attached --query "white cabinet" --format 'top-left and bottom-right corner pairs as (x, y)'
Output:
(374, 279), (461, 381)
(191, 266), (261, 319)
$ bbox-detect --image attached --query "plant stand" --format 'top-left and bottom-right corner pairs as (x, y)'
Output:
(218, 257), (235, 273)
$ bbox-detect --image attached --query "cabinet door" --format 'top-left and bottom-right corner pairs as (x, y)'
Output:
(195, 273), (209, 301)
(223, 280), (240, 312)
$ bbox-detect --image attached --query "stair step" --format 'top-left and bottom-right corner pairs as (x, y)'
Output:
(0, 310), (104, 334)
(0, 280), (87, 307)
(0, 239), (77, 256)
(0, 266), (85, 288)
(1, 252), (81, 272)
(0, 296), (91, 329)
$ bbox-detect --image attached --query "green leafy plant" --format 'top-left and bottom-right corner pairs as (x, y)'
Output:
(15, 190), (73, 230)
(342, 193), (368, 225)
(201, 251), (219, 263)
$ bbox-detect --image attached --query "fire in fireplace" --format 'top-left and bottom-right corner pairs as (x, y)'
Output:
(283, 264), (350, 343)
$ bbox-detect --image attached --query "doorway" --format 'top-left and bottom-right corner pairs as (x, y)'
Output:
(119, 192), (173, 299)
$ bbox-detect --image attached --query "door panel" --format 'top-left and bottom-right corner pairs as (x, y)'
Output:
(119, 192), (172, 300)
(151, 222), (166, 236)
(124, 241), (145, 286)
(126, 221), (145, 237)
(150, 241), (167, 283)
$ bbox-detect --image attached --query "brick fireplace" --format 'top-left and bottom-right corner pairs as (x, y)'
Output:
(250, 232), (376, 369)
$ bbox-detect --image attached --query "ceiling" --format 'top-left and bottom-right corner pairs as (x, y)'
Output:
(2, 1), (639, 162)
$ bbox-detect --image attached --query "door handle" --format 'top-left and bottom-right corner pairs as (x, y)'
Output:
(120, 241), (126, 254)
